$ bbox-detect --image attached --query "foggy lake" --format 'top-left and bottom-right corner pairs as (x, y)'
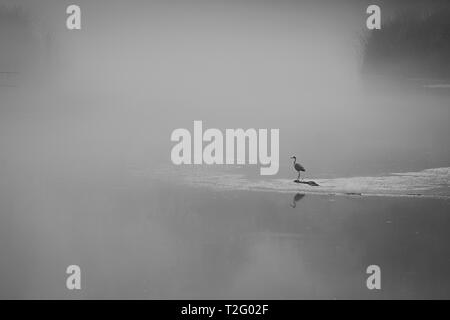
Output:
(1, 0), (449, 299)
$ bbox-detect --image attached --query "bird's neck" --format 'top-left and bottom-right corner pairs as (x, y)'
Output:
(293, 159), (296, 165)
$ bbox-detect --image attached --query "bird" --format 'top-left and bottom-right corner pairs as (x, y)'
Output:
(290, 156), (305, 181)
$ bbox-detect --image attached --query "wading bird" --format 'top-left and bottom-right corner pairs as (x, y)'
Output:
(290, 156), (305, 181)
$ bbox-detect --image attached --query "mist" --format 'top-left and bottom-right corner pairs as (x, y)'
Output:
(1, 0), (449, 299)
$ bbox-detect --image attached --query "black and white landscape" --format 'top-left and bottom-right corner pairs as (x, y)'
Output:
(0, 0), (449, 299)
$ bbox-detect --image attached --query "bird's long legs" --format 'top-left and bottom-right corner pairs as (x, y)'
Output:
(297, 172), (301, 181)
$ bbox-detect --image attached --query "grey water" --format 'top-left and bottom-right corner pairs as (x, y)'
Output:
(1, 0), (450, 299)
(1, 177), (450, 299)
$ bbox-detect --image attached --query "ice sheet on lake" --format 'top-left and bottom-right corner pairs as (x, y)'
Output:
(151, 166), (450, 198)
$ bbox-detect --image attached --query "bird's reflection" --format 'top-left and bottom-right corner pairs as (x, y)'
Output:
(290, 193), (306, 208)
